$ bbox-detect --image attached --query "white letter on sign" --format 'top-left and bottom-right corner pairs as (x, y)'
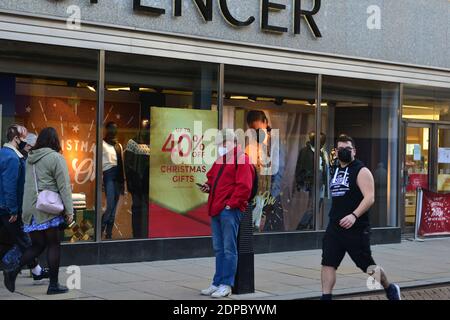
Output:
(367, 5), (381, 30)
(67, 5), (81, 30)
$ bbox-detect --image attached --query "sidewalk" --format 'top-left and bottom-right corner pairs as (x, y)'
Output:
(1, 238), (450, 300)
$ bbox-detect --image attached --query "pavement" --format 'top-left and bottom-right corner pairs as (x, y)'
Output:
(1, 238), (450, 300)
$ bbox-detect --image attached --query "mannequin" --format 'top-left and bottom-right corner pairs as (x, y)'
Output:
(124, 120), (150, 239)
(101, 122), (125, 239)
(295, 132), (328, 229)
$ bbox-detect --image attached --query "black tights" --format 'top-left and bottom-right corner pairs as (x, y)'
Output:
(19, 227), (61, 285)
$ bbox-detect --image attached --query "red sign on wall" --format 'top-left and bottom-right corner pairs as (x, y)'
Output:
(418, 190), (450, 237)
(406, 174), (429, 192)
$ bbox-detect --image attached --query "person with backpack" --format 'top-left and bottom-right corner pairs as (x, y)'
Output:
(3, 127), (74, 295)
(199, 129), (256, 298)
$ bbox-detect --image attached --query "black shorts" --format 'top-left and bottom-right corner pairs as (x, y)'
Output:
(321, 223), (376, 273)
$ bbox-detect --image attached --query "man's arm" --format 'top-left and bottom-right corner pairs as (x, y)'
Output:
(1, 156), (20, 215)
(339, 167), (375, 229)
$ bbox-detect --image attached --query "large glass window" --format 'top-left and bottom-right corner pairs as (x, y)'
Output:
(103, 52), (218, 240)
(321, 77), (399, 228)
(224, 65), (317, 233)
(0, 40), (99, 242)
(403, 85), (450, 121)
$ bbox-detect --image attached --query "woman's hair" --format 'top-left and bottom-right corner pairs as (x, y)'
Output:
(246, 110), (268, 125)
(6, 124), (27, 142)
(32, 127), (62, 153)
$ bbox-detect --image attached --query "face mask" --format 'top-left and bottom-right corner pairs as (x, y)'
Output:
(218, 146), (228, 157)
(256, 128), (267, 144)
(18, 140), (27, 150)
(337, 148), (353, 163)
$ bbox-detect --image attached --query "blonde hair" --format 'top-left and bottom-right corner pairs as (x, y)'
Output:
(6, 124), (28, 142)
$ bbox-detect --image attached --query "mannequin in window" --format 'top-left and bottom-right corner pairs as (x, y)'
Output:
(124, 120), (150, 239)
(102, 122), (125, 239)
(295, 132), (328, 229)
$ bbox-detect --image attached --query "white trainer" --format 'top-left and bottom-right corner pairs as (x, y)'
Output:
(200, 285), (219, 296)
(211, 285), (232, 298)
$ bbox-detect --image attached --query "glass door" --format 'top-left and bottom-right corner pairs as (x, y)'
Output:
(402, 124), (431, 230)
(437, 126), (450, 192)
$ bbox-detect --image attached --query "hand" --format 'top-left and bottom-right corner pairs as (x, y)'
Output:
(200, 184), (210, 193)
(65, 214), (74, 225)
(225, 205), (231, 210)
(9, 215), (18, 223)
(339, 214), (357, 229)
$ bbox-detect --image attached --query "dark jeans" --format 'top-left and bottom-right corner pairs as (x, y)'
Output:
(0, 213), (38, 269)
(131, 192), (149, 239)
(211, 208), (242, 287)
(102, 167), (121, 238)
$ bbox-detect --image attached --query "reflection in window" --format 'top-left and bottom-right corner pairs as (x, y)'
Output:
(224, 65), (317, 232)
(322, 77), (399, 228)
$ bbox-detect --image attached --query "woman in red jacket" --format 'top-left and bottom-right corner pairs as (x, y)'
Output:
(199, 129), (255, 298)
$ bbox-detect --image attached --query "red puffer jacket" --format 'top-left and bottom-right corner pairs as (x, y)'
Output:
(205, 148), (255, 217)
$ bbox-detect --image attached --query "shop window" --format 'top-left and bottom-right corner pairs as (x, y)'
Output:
(0, 40), (99, 242)
(403, 86), (450, 121)
(321, 77), (399, 228)
(103, 52), (218, 240)
(224, 65), (318, 233)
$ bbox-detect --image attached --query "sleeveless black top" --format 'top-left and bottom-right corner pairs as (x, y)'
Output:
(329, 159), (370, 228)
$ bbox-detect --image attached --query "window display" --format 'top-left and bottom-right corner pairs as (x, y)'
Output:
(104, 51), (218, 240)
(0, 40), (99, 243)
(224, 65), (318, 233)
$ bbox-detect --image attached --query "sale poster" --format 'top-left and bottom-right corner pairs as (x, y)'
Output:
(418, 190), (450, 237)
(406, 173), (429, 192)
(149, 107), (217, 238)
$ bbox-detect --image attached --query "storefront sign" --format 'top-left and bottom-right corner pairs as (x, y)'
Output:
(417, 189), (450, 237)
(52, 0), (322, 38)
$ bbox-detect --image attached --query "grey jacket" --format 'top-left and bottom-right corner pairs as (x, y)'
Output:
(22, 148), (74, 225)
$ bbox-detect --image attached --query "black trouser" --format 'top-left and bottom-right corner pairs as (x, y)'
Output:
(0, 214), (38, 270)
(19, 228), (61, 286)
(131, 192), (149, 239)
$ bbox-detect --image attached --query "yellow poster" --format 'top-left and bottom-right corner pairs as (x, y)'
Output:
(149, 107), (217, 214)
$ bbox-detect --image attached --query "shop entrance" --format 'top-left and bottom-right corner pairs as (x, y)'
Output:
(401, 122), (450, 233)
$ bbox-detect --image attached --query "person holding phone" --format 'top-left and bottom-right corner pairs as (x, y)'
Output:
(198, 129), (255, 299)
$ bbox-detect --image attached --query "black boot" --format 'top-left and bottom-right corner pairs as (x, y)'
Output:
(47, 283), (69, 295)
(3, 267), (20, 293)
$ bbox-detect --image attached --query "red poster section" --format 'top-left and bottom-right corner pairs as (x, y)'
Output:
(148, 204), (211, 238)
(418, 190), (450, 237)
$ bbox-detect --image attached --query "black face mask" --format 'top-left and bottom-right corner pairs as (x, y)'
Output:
(18, 140), (27, 150)
(338, 148), (353, 163)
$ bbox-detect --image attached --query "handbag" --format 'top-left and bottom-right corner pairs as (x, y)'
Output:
(33, 164), (64, 215)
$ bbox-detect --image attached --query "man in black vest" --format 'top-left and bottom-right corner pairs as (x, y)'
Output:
(320, 134), (401, 300)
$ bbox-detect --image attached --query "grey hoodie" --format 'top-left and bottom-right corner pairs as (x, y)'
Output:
(22, 148), (74, 225)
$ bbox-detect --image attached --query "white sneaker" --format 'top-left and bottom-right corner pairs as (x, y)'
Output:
(200, 285), (219, 296)
(211, 285), (232, 298)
